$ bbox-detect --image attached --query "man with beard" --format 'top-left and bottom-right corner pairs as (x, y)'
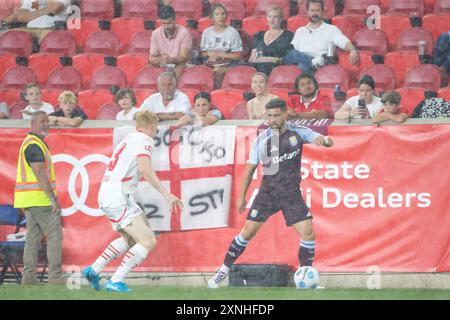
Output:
(283, 0), (359, 73)
(207, 99), (333, 288)
(287, 73), (333, 119)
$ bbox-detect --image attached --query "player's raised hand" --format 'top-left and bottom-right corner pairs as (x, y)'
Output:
(167, 194), (183, 213)
(237, 197), (246, 213)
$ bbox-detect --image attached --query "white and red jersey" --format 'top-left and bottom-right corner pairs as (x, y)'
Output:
(98, 132), (154, 208)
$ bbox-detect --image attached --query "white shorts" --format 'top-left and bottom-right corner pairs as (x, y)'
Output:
(100, 194), (143, 232)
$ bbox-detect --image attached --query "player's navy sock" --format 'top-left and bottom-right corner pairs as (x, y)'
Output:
(224, 233), (249, 268)
(299, 239), (315, 266)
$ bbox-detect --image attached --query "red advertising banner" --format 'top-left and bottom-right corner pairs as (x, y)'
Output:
(0, 124), (449, 273)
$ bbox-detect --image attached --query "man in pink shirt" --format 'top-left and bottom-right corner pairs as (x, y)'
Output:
(149, 6), (193, 79)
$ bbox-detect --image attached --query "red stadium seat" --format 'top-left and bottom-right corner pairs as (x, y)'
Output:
(211, 89), (245, 119)
(28, 53), (62, 86)
(254, 0), (290, 18)
(180, 88), (198, 105)
(0, 55), (17, 79)
(117, 53), (149, 86)
(396, 87), (426, 116)
(210, 0), (246, 20)
(433, 0), (450, 13)
(132, 66), (165, 91)
(40, 31), (77, 57)
(45, 67), (82, 93)
(269, 88), (291, 101)
(268, 65), (303, 91)
(343, 0), (381, 15)
(360, 64), (397, 92)
(346, 88), (359, 98)
(171, 0), (203, 20)
(422, 14), (450, 41)
(338, 50), (374, 88)
(95, 102), (122, 120)
(81, 0), (115, 20)
(0, 0), (16, 20)
(68, 19), (101, 51)
(379, 15), (412, 51)
(331, 15), (366, 41)
(189, 27), (202, 52)
(242, 16), (269, 36)
(403, 64), (444, 91)
(72, 53), (107, 89)
(127, 30), (153, 54)
(134, 89), (156, 106)
(0, 30), (33, 57)
(396, 27), (434, 56)
(0, 67), (37, 90)
(425, 0), (437, 14)
(221, 66), (256, 91)
(354, 29), (388, 55)
(179, 66), (214, 92)
(315, 65), (350, 91)
(387, 0), (425, 17)
(78, 89), (114, 119)
(245, 0), (257, 17)
(111, 18), (146, 53)
(287, 15), (309, 32)
(84, 31), (120, 56)
(41, 89), (64, 106)
(121, 0), (158, 20)
(438, 88), (450, 100)
(198, 17), (212, 33)
(90, 66), (127, 90)
(9, 102), (28, 119)
(384, 51), (420, 87)
(0, 89), (22, 106)
(230, 101), (249, 119)
(297, 0), (336, 19)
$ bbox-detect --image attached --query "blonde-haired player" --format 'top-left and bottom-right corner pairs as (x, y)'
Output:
(83, 111), (183, 292)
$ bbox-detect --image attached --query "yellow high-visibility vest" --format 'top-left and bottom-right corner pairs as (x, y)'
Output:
(14, 134), (57, 208)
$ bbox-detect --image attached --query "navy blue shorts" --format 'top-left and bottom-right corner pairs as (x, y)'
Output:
(247, 189), (312, 226)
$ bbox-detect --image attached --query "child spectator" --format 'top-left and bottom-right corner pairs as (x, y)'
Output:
(21, 83), (55, 120)
(49, 90), (87, 127)
(115, 89), (139, 121)
(372, 91), (408, 124)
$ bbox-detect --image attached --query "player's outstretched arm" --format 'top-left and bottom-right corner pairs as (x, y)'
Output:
(314, 136), (334, 148)
(237, 164), (258, 213)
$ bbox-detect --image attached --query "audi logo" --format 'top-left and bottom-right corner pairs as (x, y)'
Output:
(53, 154), (110, 217)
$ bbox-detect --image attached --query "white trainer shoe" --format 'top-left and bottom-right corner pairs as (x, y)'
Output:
(207, 270), (228, 288)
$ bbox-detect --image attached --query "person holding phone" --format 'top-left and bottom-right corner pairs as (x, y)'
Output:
(334, 75), (382, 120)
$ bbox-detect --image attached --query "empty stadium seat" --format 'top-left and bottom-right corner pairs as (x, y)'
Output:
(72, 53), (107, 89)
(211, 89), (245, 119)
(269, 88), (290, 101)
(221, 66), (256, 91)
(242, 16), (269, 36)
(69, 19), (101, 51)
(9, 102), (28, 119)
(84, 31), (120, 56)
(0, 0), (16, 20)
(180, 88), (199, 105)
(45, 67), (82, 93)
(297, 0), (336, 19)
(28, 53), (62, 86)
(134, 89), (156, 106)
(0, 89), (22, 106)
(0, 30), (33, 57)
(338, 50), (374, 88)
(230, 101), (249, 119)
(354, 29), (388, 55)
(178, 66), (214, 92)
(40, 31), (77, 57)
(268, 65), (303, 91)
(315, 65), (350, 91)
(360, 64), (397, 92)
(438, 88), (450, 101)
(343, 0), (381, 15)
(117, 54), (149, 86)
(433, 0), (450, 13)
(0, 67), (37, 90)
(331, 15), (366, 41)
(121, 0), (158, 20)
(0, 55), (17, 79)
(254, 0), (290, 18)
(387, 0), (425, 16)
(379, 15), (412, 51)
(171, 0), (203, 20)
(287, 15), (309, 32)
(127, 30), (153, 54)
(422, 14), (450, 41)
(90, 66), (127, 90)
(245, 0), (257, 17)
(384, 51), (420, 87)
(403, 64), (444, 91)
(78, 89), (114, 119)
(95, 102), (122, 120)
(396, 27), (434, 56)
(210, 0), (246, 20)
(396, 87), (426, 115)
(198, 17), (213, 32)
(41, 89), (64, 106)
(132, 66), (165, 91)
(111, 18), (146, 53)
(81, 0), (115, 20)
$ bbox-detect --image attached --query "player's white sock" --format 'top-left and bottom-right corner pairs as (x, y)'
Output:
(110, 243), (149, 283)
(219, 264), (230, 275)
(92, 237), (130, 274)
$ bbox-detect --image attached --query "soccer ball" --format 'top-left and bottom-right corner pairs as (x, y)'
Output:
(294, 266), (320, 289)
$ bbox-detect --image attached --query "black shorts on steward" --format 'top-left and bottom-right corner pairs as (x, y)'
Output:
(247, 189), (312, 226)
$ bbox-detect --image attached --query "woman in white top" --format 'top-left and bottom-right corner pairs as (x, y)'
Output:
(247, 72), (279, 120)
(115, 88), (139, 121)
(334, 75), (382, 120)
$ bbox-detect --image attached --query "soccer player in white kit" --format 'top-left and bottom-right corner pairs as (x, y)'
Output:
(83, 111), (183, 292)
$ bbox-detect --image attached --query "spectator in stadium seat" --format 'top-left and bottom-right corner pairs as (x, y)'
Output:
(334, 75), (382, 120)
(0, 102), (10, 119)
(140, 72), (191, 121)
(372, 91), (408, 124)
(49, 90), (87, 127)
(177, 91), (223, 127)
(248, 5), (294, 76)
(1, 0), (71, 43)
(149, 6), (193, 80)
(115, 88), (139, 121)
(200, 3), (243, 89)
(287, 73), (332, 119)
(247, 72), (279, 120)
(283, 0), (359, 73)
(434, 31), (450, 74)
(21, 83), (55, 120)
